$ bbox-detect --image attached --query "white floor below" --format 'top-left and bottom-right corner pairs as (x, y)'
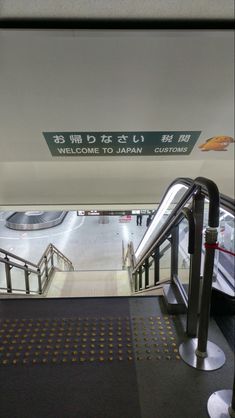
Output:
(46, 270), (132, 298)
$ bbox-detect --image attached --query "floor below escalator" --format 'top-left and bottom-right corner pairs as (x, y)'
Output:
(0, 296), (233, 418)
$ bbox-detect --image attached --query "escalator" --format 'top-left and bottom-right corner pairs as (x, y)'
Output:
(133, 177), (234, 313)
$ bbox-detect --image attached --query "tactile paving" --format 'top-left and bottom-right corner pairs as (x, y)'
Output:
(0, 315), (180, 366)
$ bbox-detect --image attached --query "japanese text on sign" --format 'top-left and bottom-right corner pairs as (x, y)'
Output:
(43, 131), (201, 156)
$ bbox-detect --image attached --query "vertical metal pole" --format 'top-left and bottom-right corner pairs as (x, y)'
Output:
(187, 193), (204, 337)
(4, 257), (12, 293)
(154, 247), (160, 285)
(207, 374), (235, 416)
(51, 246), (54, 269)
(24, 264), (30, 294)
(139, 267), (142, 290)
(229, 375), (235, 416)
(171, 225), (179, 280)
(37, 268), (42, 295)
(145, 258), (149, 288)
(134, 272), (138, 292)
(196, 227), (218, 356)
(44, 255), (48, 278)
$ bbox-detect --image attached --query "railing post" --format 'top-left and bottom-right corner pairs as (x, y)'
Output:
(24, 264), (30, 294)
(139, 267), (142, 289)
(187, 192), (204, 337)
(134, 271), (138, 291)
(4, 257), (12, 293)
(207, 373), (235, 417)
(196, 227), (218, 356)
(179, 226), (226, 371)
(50, 245), (54, 269)
(171, 225), (179, 280)
(144, 257), (149, 288)
(44, 255), (48, 279)
(231, 376), (235, 417)
(154, 246), (160, 285)
(37, 268), (42, 295)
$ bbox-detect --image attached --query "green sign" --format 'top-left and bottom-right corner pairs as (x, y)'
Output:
(43, 131), (201, 156)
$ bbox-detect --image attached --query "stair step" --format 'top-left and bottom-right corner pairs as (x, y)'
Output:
(163, 283), (187, 314)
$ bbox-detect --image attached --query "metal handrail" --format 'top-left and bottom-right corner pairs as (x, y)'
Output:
(37, 243), (73, 268)
(134, 176), (224, 272)
(0, 243), (74, 295)
(0, 256), (38, 275)
(132, 206), (196, 294)
(0, 247), (38, 268)
(133, 176), (230, 368)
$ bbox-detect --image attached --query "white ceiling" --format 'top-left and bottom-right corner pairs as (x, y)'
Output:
(0, 0), (234, 20)
(0, 29), (234, 207)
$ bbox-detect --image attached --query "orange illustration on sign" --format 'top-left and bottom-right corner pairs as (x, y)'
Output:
(199, 136), (234, 151)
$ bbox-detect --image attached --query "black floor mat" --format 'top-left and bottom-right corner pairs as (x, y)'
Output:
(0, 296), (234, 418)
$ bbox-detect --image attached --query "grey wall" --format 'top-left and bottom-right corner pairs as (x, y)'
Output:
(0, 30), (234, 208)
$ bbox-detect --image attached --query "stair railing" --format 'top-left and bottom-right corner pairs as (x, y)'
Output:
(0, 243), (74, 295)
(131, 176), (230, 371)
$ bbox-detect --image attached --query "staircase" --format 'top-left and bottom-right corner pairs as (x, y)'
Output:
(46, 270), (132, 297)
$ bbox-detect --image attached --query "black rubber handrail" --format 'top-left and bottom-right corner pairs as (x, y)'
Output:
(181, 208), (195, 254)
(194, 177), (220, 227)
(134, 176), (226, 271)
(0, 19), (233, 30)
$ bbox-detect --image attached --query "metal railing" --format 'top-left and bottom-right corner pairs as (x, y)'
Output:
(0, 243), (74, 295)
(128, 177), (234, 334)
(126, 177), (235, 371)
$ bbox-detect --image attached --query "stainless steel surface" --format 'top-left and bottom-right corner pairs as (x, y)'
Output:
(179, 338), (226, 371)
(6, 211), (67, 231)
(163, 283), (186, 314)
(134, 182), (197, 271)
(0, 247), (38, 267)
(0, 242), (74, 295)
(186, 193), (204, 337)
(207, 390), (233, 418)
(197, 227), (218, 354)
(171, 225), (179, 280)
(173, 274), (188, 308)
